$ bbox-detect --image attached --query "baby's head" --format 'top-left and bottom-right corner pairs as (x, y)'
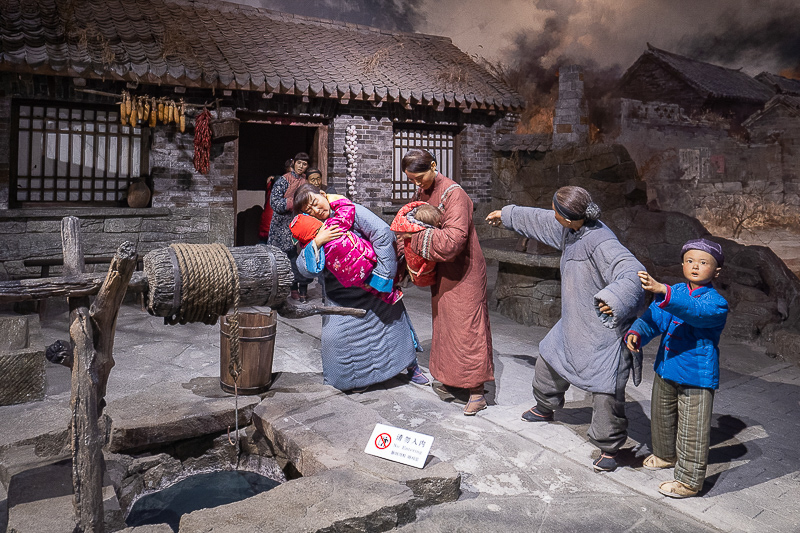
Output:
(293, 182), (330, 220)
(413, 204), (442, 227)
(681, 238), (723, 287)
(290, 213), (323, 246)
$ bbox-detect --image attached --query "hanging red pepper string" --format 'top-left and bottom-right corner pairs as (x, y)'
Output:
(194, 109), (212, 173)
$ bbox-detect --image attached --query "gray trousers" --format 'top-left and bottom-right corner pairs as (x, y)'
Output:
(532, 353), (631, 453)
(651, 373), (714, 491)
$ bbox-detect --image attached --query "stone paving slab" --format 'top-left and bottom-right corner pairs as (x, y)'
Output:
(179, 467), (419, 533)
(105, 380), (261, 453)
(0, 263), (799, 532)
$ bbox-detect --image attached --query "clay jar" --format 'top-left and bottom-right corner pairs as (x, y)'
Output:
(127, 179), (151, 208)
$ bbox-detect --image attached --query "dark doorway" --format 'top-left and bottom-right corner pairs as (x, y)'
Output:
(235, 123), (316, 246)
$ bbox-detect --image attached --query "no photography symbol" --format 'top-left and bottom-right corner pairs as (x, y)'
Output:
(375, 433), (392, 449)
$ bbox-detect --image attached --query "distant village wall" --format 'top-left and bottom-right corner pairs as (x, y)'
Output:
(616, 98), (795, 228)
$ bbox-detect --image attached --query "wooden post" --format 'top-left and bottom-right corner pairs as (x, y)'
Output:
(63, 217), (137, 533)
(63, 216), (102, 533)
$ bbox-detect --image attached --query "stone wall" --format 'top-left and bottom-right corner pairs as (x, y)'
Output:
(616, 97), (797, 224)
(0, 207), (222, 280)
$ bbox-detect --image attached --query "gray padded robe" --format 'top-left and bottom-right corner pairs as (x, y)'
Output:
(501, 205), (645, 394)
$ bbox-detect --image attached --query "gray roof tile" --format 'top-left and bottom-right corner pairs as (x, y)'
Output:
(0, 0), (522, 111)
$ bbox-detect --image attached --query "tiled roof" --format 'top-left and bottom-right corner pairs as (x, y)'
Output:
(743, 94), (800, 127)
(625, 44), (774, 104)
(755, 72), (800, 97)
(0, 0), (523, 111)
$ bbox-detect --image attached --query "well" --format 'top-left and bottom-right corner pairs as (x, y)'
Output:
(220, 311), (276, 394)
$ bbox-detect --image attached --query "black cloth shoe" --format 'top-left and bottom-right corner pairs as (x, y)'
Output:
(592, 452), (618, 472)
(521, 405), (554, 422)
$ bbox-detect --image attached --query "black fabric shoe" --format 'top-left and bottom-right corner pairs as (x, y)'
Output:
(521, 405), (554, 422)
(593, 452), (618, 472)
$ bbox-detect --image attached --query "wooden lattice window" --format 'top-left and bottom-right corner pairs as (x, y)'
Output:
(392, 127), (456, 201)
(11, 102), (149, 207)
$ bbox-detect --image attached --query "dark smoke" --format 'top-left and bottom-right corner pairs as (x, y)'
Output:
(488, 14), (621, 136)
(256, 0), (424, 33)
(679, 11), (800, 77)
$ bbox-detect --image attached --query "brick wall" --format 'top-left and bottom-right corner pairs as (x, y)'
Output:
(329, 102), (505, 209)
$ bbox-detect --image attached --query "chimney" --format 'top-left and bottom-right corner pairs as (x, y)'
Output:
(552, 65), (589, 148)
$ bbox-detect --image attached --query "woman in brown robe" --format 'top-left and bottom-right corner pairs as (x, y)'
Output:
(401, 149), (494, 415)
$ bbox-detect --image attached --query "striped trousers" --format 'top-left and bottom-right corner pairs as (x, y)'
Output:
(651, 373), (715, 491)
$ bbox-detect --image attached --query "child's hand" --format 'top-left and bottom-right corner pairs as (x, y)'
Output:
(396, 230), (422, 239)
(314, 226), (343, 247)
(597, 299), (614, 316)
(485, 210), (503, 227)
(638, 271), (667, 294)
(625, 332), (640, 352)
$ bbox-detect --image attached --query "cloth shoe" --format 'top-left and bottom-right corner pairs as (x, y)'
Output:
(643, 454), (676, 470)
(521, 405), (554, 422)
(407, 363), (430, 385)
(592, 452), (618, 472)
(658, 480), (698, 498)
(463, 394), (487, 416)
(432, 382), (469, 405)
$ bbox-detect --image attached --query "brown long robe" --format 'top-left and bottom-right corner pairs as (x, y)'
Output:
(409, 173), (494, 389)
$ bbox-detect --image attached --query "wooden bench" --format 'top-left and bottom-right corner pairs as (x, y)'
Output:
(24, 255), (143, 278)
(24, 255), (143, 317)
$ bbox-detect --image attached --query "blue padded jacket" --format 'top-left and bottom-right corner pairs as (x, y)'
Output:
(627, 283), (728, 389)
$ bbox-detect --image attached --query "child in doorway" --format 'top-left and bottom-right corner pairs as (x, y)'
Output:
(390, 202), (443, 287)
(290, 186), (403, 306)
(625, 238), (729, 499)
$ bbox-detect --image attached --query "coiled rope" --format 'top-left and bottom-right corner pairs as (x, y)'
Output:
(168, 243), (243, 448)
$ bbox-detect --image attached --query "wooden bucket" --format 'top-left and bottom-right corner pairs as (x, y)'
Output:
(219, 311), (276, 395)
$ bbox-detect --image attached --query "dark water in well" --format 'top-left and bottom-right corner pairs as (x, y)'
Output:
(125, 470), (280, 532)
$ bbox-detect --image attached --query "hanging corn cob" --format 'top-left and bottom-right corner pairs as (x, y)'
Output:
(179, 100), (185, 133)
(149, 98), (158, 127)
(129, 98), (138, 126)
(143, 98), (151, 124)
(120, 92), (128, 126)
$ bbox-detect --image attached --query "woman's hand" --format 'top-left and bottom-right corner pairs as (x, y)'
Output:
(313, 225), (344, 247)
(638, 271), (667, 294)
(396, 230), (422, 240)
(625, 332), (640, 352)
(597, 299), (614, 316)
(485, 210), (503, 227)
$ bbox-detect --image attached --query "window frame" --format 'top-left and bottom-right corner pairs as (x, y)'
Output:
(391, 123), (460, 203)
(9, 99), (150, 208)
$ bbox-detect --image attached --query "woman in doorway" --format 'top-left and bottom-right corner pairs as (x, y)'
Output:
(293, 183), (427, 392)
(400, 149), (494, 415)
(258, 159), (292, 244)
(267, 152), (311, 301)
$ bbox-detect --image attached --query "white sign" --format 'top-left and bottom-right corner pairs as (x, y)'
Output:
(364, 423), (434, 469)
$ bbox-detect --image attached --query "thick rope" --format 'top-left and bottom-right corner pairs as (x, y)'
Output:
(168, 243), (242, 378)
(168, 243), (242, 450)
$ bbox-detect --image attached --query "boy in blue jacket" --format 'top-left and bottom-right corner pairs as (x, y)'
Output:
(625, 238), (728, 498)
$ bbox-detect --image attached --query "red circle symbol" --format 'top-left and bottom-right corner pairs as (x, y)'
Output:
(375, 433), (392, 449)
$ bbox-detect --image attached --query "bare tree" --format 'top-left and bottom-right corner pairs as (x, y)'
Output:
(702, 182), (796, 239)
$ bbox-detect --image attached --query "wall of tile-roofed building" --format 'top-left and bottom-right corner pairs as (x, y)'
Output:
(616, 99), (795, 222)
(328, 103), (514, 210)
(0, 75), (515, 280)
(0, 77), (234, 281)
